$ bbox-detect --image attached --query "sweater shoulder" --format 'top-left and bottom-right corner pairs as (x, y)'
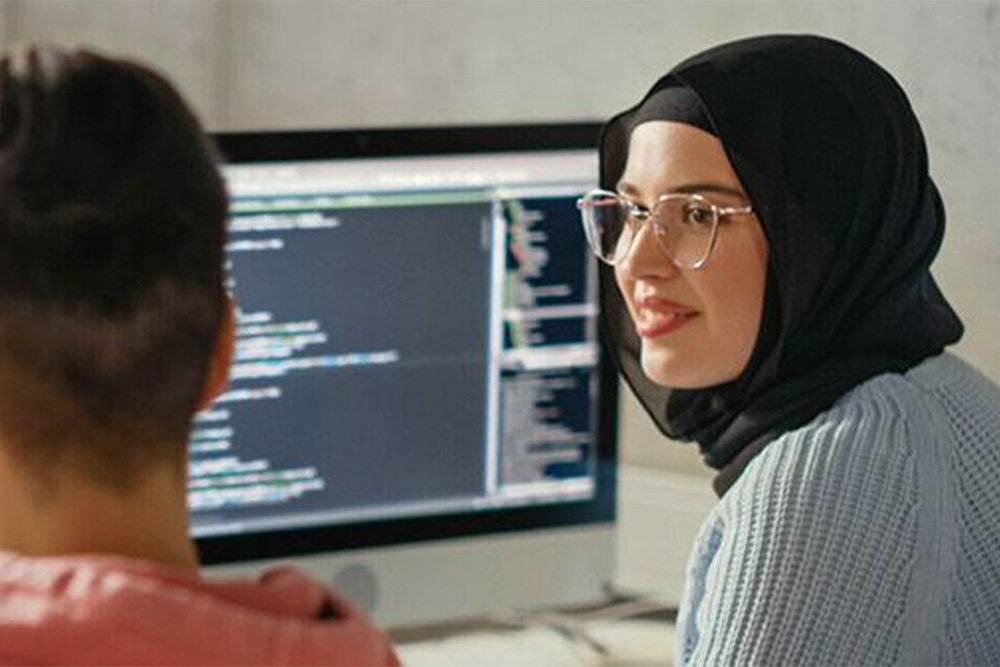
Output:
(726, 367), (926, 512)
(738, 352), (1000, 517)
(681, 354), (1000, 666)
(688, 373), (927, 664)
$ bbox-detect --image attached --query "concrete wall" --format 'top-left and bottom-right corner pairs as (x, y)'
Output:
(2, 0), (997, 477)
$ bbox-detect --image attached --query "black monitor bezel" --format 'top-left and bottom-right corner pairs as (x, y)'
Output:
(197, 122), (617, 566)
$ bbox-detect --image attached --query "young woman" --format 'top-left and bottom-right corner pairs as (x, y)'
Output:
(578, 35), (1000, 665)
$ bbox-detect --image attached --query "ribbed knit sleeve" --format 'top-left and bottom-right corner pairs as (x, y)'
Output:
(677, 377), (934, 666)
(675, 355), (1000, 666)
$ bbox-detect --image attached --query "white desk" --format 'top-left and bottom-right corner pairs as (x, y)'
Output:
(394, 615), (675, 666)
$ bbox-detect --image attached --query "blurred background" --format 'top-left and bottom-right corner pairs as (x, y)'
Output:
(2, 0), (996, 478)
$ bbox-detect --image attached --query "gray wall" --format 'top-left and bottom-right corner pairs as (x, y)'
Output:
(2, 0), (997, 476)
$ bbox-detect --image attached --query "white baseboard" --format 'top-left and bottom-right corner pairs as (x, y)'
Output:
(614, 465), (717, 607)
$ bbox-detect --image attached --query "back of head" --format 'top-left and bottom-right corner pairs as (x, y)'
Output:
(0, 47), (227, 489)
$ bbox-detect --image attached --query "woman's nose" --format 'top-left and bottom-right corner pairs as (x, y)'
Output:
(617, 219), (678, 280)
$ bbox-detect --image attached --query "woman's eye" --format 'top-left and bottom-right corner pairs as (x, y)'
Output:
(682, 204), (713, 227)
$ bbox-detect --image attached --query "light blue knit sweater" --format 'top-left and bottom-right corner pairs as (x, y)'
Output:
(676, 353), (1000, 666)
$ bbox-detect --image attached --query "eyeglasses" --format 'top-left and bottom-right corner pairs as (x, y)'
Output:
(576, 189), (753, 269)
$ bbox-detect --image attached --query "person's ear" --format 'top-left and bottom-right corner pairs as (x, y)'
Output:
(198, 296), (236, 412)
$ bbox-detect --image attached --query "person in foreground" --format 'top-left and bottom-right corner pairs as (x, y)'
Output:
(0, 47), (399, 666)
(579, 34), (1000, 665)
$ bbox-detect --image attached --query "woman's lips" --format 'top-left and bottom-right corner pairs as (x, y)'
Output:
(634, 296), (699, 338)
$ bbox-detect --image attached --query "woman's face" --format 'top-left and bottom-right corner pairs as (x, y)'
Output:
(614, 121), (768, 389)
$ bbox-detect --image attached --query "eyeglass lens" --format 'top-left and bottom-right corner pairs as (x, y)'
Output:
(579, 192), (717, 267)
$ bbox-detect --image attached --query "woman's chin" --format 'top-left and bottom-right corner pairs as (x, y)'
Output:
(640, 346), (731, 390)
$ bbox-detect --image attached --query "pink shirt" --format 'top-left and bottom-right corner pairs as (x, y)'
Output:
(0, 551), (401, 666)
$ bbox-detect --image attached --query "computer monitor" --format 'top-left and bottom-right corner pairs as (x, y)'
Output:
(195, 123), (618, 628)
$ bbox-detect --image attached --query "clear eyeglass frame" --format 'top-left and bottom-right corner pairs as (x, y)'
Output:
(576, 189), (754, 269)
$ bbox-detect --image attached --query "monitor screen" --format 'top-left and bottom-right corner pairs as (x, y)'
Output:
(196, 124), (617, 625)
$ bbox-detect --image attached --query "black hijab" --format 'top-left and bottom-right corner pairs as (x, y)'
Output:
(598, 34), (963, 496)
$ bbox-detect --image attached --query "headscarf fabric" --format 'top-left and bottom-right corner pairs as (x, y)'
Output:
(598, 34), (963, 496)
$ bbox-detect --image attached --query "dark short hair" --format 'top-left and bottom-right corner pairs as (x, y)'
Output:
(0, 47), (228, 489)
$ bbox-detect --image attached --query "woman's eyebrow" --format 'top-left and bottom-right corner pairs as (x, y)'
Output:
(617, 180), (748, 200)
